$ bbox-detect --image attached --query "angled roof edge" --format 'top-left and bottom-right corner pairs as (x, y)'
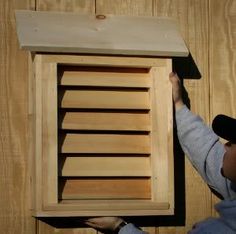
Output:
(15, 10), (189, 57)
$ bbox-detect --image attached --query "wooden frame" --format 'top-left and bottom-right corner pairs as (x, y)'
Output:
(30, 54), (174, 217)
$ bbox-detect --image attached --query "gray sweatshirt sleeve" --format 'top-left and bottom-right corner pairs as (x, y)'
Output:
(176, 105), (236, 199)
(119, 224), (147, 234)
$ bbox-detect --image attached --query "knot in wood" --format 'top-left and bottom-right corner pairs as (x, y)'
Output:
(96, 14), (106, 20)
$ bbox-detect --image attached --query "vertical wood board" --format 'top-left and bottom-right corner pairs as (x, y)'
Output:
(154, 1), (212, 233)
(41, 60), (58, 204)
(150, 62), (174, 206)
(209, 0), (236, 217)
(35, 0), (96, 233)
(0, 0), (36, 234)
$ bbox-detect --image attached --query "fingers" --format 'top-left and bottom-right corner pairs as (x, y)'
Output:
(169, 72), (184, 110)
(84, 217), (122, 231)
(169, 71), (176, 78)
(84, 221), (101, 229)
(169, 72), (180, 83)
(84, 218), (105, 230)
(84, 217), (102, 226)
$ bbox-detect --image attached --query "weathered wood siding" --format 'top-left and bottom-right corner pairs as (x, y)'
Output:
(0, 0), (235, 233)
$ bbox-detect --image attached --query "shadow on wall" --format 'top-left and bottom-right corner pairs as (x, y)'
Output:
(173, 53), (202, 80)
(172, 52), (202, 110)
(37, 53), (200, 229)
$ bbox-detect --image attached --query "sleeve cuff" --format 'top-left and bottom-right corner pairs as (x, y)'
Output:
(119, 223), (146, 234)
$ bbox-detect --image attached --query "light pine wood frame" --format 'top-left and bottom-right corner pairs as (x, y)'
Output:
(31, 54), (174, 217)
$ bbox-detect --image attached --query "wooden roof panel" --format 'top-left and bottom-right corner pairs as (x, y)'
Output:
(15, 10), (188, 57)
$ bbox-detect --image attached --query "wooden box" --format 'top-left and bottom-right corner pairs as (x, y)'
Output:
(15, 10), (188, 217)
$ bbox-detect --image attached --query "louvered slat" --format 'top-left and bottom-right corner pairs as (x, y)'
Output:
(59, 178), (151, 200)
(60, 71), (150, 88)
(60, 90), (150, 109)
(61, 134), (150, 154)
(59, 157), (151, 177)
(61, 112), (150, 131)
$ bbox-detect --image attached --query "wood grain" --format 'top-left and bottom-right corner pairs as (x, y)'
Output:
(2, 0), (234, 233)
(59, 90), (150, 110)
(60, 70), (150, 88)
(0, 1), (36, 234)
(60, 89), (150, 109)
(41, 60), (58, 204)
(210, 0), (236, 117)
(209, 0), (236, 216)
(38, 200), (171, 216)
(44, 54), (166, 67)
(154, 1), (212, 233)
(59, 156), (151, 177)
(35, 1), (96, 234)
(36, 0), (95, 12)
(150, 63), (174, 206)
(15, 10), (188, 56)
(59, 178), (151, 200)
(61, 112), (151, 131)
(96, 0), (152, 16)
(61, 134), (150, 154)
(96, 0), (155, 232)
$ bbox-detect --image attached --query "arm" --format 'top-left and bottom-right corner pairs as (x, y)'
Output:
(169, 73), (234, 199)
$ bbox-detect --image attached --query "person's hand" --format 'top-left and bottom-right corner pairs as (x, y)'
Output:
(85, 217), (124, 232)
(169, 72), (184, 110)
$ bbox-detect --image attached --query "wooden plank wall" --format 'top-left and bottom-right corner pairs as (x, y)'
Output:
(0, 0), (235, 233)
